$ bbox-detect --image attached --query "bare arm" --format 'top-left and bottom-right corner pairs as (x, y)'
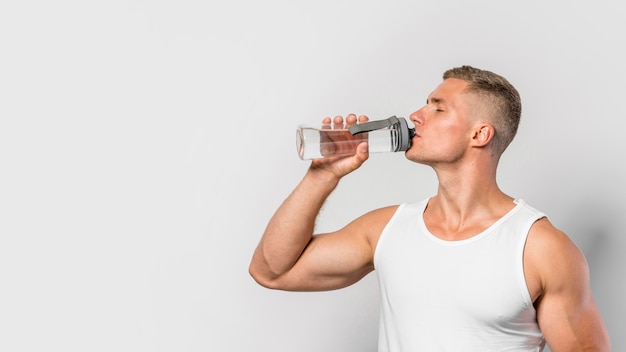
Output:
(525, 219), (611, 351)
(249, 114), (385, 291)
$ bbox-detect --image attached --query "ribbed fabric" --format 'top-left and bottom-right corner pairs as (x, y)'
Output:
(374, 199), (546, 352)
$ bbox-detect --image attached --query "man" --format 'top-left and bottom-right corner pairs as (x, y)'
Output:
(249, 66), (610, 351)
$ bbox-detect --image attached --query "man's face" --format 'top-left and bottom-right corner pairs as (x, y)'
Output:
(405, 78), (477, 166)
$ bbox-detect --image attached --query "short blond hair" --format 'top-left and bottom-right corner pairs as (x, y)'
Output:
(443, 66), (521, 155)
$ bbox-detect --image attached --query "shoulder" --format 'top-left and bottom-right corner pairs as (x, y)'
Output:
(345, 205), (401, 247)
(526, 218), (585, 267)
(524, 218), (589, 298)
(351, 205), (401, 231)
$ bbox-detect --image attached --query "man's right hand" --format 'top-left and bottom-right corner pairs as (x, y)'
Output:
(309, 114), (370, 181)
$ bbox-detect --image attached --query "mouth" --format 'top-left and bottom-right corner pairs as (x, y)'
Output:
(408, 132), (419, 150)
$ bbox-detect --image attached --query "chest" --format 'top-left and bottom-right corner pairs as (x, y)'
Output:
(382, 240), (532, 321)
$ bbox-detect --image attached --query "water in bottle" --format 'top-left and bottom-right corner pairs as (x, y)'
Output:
(296, 116), (415, 160)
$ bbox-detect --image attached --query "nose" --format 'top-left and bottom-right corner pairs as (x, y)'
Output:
(410, 108), (425, 126)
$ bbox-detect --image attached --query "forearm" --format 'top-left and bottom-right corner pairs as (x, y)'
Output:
(250, 168), (340, 284)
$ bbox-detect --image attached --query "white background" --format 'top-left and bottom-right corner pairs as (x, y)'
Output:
(1, 1), (624, 351)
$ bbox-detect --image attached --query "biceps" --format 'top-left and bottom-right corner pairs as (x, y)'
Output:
(537, 290), (609, 351)
(275, 233), (375, 291)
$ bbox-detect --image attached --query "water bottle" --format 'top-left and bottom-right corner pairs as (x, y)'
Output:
(296, 116), (415, 160)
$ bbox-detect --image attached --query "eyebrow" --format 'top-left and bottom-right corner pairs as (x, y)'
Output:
(427, 97), (445, 104)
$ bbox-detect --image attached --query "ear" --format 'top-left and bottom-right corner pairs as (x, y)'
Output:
(471, 122), (494, 148)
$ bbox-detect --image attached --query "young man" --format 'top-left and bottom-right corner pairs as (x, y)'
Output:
(249, 66), (610, 351)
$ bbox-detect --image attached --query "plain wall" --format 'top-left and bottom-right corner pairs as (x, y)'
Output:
(1, 1), (624, 351)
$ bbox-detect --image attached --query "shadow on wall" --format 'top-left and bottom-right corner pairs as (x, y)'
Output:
(564, 198), (617, 274)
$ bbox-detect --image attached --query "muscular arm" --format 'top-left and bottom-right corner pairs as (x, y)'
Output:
(249, 114), (387, 291)
(525, 219), (611, 351)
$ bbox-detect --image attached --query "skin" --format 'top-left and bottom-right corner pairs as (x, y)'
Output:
(249, 78), (610, 351)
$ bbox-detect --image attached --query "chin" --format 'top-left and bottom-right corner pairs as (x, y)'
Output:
(405, 150), (433, 166)
(404, 150), (421, 162)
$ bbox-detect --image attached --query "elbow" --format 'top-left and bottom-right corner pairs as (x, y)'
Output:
(248, 265), (270, 288)
(249, 247), (296, 290)
(248, 261), (282, 290)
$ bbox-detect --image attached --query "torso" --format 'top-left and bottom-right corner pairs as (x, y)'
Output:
(373, 199), (548, 351)
(369, 199), (546, 305)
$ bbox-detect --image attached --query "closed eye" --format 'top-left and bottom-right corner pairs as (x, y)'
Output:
(427, 98), (446, 112)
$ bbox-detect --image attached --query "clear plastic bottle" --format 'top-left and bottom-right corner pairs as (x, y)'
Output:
(296, 116), (415, 160)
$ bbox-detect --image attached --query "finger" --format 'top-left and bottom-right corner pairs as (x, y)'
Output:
(333, 115), (344, 129)
(358, 115), (369, 123)
(345, 113), (357, 127)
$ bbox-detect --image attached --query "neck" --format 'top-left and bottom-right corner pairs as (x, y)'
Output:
(427, 156), (513, 230)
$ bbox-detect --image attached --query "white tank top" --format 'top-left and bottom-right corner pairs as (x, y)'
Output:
(374, 199), (546, 351)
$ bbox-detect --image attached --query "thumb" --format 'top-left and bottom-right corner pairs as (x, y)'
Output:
(357, 141), (369, 154)
(354, 142), (369, 162)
